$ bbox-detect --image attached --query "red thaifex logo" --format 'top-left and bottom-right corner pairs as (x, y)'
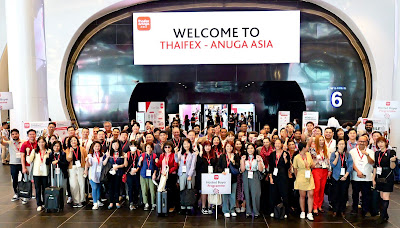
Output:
(386, 102), (390, 106)
(214, 175), (219, 180)
(24, 123), (30, 128)
(137, 17), (151, 31)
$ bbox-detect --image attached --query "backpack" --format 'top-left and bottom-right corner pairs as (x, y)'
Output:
(274, 203), (285, 220)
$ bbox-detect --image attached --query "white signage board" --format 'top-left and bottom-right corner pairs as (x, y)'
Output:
(138, 102), (165, 130)
(373, 101), (399, 119)
(302, 111), (319, 130)
(133, 11), (300, 65)
(358, 118), (389, 133)
(201, 173), (231, 194)
(22, 121), (71, 140)
(136, 111), (145, 132)
(278, 111), (290, 131)
(0, 92), (13, 110)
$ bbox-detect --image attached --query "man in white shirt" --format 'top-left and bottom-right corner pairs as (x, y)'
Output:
(324, 127), (336, 158)
(1, 129), (25, 201)
(350, 135), (375, 216)
(79, 127), (92, 152)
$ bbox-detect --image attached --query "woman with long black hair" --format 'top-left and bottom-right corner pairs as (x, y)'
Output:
(211, 136), (223, 158)
(48, 140), (68, 206)
(234, 139), (246, 213)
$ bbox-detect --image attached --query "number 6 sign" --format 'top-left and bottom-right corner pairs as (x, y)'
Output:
(331, 91), (343, 108)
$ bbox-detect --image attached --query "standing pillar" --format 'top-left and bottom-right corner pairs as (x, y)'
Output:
(5, 0), (48, 134)
(391, 0), (400, 149)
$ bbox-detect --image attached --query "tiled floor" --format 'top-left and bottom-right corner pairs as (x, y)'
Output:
(0, 165), (399, 227)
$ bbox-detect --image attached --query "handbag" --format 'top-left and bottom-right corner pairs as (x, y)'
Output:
(376, 170), (392, 184)
(229, 163), (240, 175)
(157, 166), (169, 192)
(180, 189), (197, 206)
(122, 152), (134, 183)
(208, 194), (222, 205)
(274, 203), (285, 220)
(100, 162), (112, 183)
(18, 174), (32, 199)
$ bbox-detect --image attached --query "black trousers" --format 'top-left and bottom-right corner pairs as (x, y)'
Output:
(33, 176), (48, 206)
(351, 181), (372, 213)
(270, 176), (289, 214)
(108, 175), (122, 203)
(10, 164), (22, 194)
(260, 178), (270, 213)
(127, 174), (140, 204)
(332, 178), (350, 213)
(288, 177), (299, 213)
(166, 174), (178, 209)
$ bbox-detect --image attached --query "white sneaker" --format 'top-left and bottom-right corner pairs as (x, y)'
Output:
(240, 207), (245, 213)
(67, 197), (72, 204)
(307, 213), (314, 221)
(284, 215), (287, 219)
(235, 207), (241, 213)
(300, 212), (306, 219)
(270, 213), (274, 218)
(231, 212), (237, 217)
(11, 194), (19, 202)
(144, 203), (149, 211)
(36, 206), (42, 211)
(92, 203), (98, 210)
(32, 195), (36, 199)
(97, 201), (104, 207)
(224, 213), (231, 218)
(21, 198), (28, 205)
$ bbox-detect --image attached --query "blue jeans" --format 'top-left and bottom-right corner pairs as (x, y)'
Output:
(90, 180), (101, 204)
(222, 182), (237, 214)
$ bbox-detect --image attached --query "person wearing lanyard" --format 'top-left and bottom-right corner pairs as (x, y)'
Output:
(309, 135), (329, 215)
(97, 130), (109, 153)
(287, 140), (299, 214)
(268, 139), (290, 218)
(119, 130), (130, 154)
(48, 141), (68, 206)
(66, 136), (88, 208)
(372, 137), (397, 224)
(19, 129), (37, 204)
(347, 129), (357, 152)
(28, 136), (50, 211)
(176, 139), (197, 215)
(79, 127), (92, 152)
(0, 129), (25, 202)
(233, 139), (246, 213)
(48, 135), (58, 149)
(211, 136), (223, 158)
(138, 142), (158, 211)
(196, 141), (217, 215)
(85, 141), (104, 210)
(217, 141), (240, 218)
(256, 137), (273, 214)
(125, 140), (141, 210)
(156, 141), (179, 213)
(349, 135), (375, 217)
(171, 127), (184, 153)
(240, 143), (265, 218)
(330, 139), (353, 217)
(369, 131), (383, 152)
(293, 142), (315, 221)
(102, 140), (124, 209)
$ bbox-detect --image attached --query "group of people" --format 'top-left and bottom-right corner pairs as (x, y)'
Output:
(0, 119), (397, 224)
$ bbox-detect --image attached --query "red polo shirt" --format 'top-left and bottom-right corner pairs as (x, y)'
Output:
(20, 140), (37, 167)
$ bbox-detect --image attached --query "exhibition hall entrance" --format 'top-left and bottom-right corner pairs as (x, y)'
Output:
(129, 81), (306, 132)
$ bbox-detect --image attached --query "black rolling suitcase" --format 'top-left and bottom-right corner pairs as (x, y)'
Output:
(157, 191), (168, 216)
(45, 165), (64, 212)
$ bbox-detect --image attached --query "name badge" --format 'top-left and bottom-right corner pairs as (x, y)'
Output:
(377, 167), (382, 175)
(322, 162), (327, 169)
(305, 170), (311, 179)
(75, 160), (81, 167)
(96, 165), (102, 173)
(131, 168), (136, 175)
(225, 168), (230, 174)
(55, 167), (61, 175)
(40, 164), (46, 172)
(146, 169), (151, 177)
(15, 152), (21, 159)
(182, 165), (187, 173)
(208, 166), (213, 174)
(273, 168), (278, 176)
(357, 162), (364, 168)
(109, 169), (116, 175)
(113, 164), (117, 168)
(340, 168), (345, 176)
(248, 171), (254, 179)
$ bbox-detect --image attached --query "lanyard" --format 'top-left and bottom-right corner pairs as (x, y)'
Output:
(95, 152), (100, 164)
(226, 154), (231, 167)
(340, 153), (345, 167)
(184, 153), (188, 165)
(40, 150), (44, 163)
(275, 153), (281, 168)
(113, 152), (119, 163)
(73, 147), (80, 160)
(173, 138), (180, 148)
(349, 141), (356, 150)
(318, 150), (324, 160)
(55, 152), (60, 168)
(146, 153), (151, 170)
(206, 155), (211, 165)
(164, 153), (170, 166)
(122, 141), (128, 151)
(13, 141), (20, 151)
(249, 157), (254, 170)
(301, 154), (308, 167)
(378, 149), (387, 167)
(327, 140), (332, 148)
(356, 148), (364, 160)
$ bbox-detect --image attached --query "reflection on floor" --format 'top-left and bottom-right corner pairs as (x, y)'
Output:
(0, 165), (399, 228)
